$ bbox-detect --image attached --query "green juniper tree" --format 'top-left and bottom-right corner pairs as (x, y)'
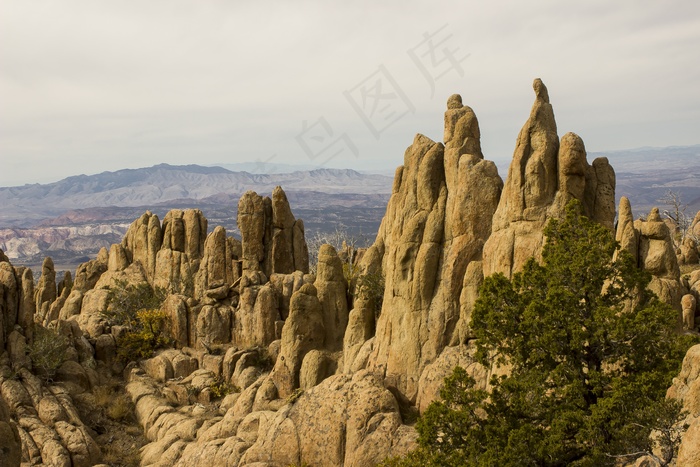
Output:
(386, 200), (694, 467)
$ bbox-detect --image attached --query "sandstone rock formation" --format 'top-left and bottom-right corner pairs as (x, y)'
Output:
(2, 79), (697, 466)
(482, 79), (615, 279)
(122, 211), (162, 281)
(667, 344), (700, 465)
(345, 93), (503, 402)
(615, 198), (685, 311)
(238, 186), (309, 277)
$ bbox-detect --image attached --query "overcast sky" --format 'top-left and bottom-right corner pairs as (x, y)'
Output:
(1, 0), (699, 186)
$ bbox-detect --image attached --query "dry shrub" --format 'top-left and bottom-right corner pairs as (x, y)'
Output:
(107, 394), (134, 422)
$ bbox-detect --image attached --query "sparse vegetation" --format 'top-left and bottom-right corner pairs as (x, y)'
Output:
(659, 190), (693, 246)
(103, 279), (172, 362)
(208, 377), (236, 399)
(106, 394), (135, 422)
(104, 279), (167, 329)
(355, 269), (385, 318)
(307, 225), (372, 274)
(116, 308), (172, 362)
(28, 325), (70, 382)
(286, 388), (305, 404)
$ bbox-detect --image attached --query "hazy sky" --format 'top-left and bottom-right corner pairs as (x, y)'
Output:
(1, 1), (699, 186)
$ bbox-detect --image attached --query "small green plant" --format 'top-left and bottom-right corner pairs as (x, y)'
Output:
(29, 325), (69, 382)
(116, 308), (172, 362)
(208, 377), (234, 399)
(286, 388), (304, 405)
(104, 279), (166, 329)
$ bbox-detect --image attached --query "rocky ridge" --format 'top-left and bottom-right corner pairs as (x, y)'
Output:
(1, 79), (699, 466)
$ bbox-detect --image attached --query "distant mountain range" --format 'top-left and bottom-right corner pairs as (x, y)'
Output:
(0, 164), (394, 228)
(0, 145), (698, 271)
(0, 165), (393, 269)
(597, 144), (700, 216)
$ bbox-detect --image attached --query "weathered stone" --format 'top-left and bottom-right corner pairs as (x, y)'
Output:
(241, 371), (415, 467)
(121, 211), (162, 281)
(0, 395), (21, 467)
(269, 284), (325, 398)
(35, 257), (57, 320)
(314, 244), (349, 351)
(196, 305), (232, 346)
(483, 80), (615, 280)
(362, 92), (502, 402)
(683, 294), (697, 330)
(668, 344), (700, 465)
(195, 226), (238, 300)
(107, 243), (130, 272)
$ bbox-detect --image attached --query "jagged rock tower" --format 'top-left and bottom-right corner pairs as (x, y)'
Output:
(345, 79), (617, 405)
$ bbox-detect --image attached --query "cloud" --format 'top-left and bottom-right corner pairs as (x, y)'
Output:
(1, 0), (699, 186)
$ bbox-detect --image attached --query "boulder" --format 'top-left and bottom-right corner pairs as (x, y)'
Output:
(269, 284), (325, 398)
(314, 244), (349, 351)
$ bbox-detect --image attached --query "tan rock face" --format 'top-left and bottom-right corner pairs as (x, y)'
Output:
(483, 79), (615, 279)
(668, 344), (700, 465)
(314, 244), (349, 351)
(34, 257), (57, 322)
(362, 94), (502, 401)
(0, 261), (19, 350)
(269, 283), (325, 398)
(238, 187), (309, 277)
(122, 211), (162, 281)
(241, 371), (416, 467)
(0, 395), (21, 467)
(682, 294), (697, 331)
(195, 226), (239, 300)
(614, 202), (684, 311)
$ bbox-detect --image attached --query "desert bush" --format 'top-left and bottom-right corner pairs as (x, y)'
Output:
(104, 279), (166, 329)
(29, 325), (70, 382)
(208, 377), (235, 399)
(116, 308), (171, 362)
(106, 394), (134, 422)
(92, 385), (113, 407)
(307, 226), (371, 274)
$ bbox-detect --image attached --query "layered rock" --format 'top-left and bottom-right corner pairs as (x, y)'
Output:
(194, 226), (242, 301)
(34, 257), (57, 323)
(269, 283), (324, 398)
(315, 244), (349, 351)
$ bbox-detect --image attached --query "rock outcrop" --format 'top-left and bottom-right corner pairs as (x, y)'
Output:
(238, 186), (309, 277)
(667, 344), (700, 465)
(615, 198), (684, 311)
(3, 79), (697, 466)
(482, 79), (615, 279)
(348, 93), (503, 402)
